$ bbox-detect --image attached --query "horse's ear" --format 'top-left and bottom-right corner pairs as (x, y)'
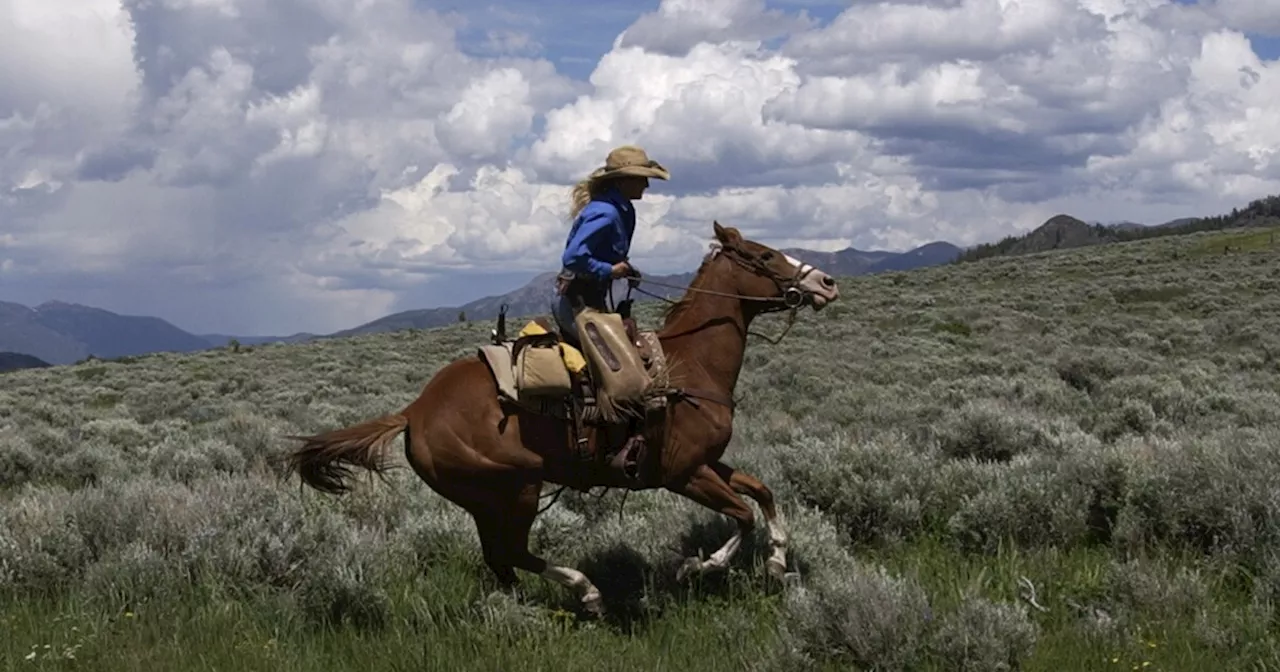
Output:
(713, 221), (741, 245)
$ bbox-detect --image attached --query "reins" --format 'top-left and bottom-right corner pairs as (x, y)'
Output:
(631, 280), (800, 344)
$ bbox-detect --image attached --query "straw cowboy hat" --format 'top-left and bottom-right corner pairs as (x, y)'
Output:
(587, 145), (671, 182)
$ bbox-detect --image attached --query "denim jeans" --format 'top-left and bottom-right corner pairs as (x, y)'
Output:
(551, 294), (581, 347)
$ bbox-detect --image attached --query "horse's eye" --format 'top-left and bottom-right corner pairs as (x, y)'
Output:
(760, 252), (773, 261)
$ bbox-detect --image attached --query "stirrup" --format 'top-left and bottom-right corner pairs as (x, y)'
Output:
(609, 435), (645, 482)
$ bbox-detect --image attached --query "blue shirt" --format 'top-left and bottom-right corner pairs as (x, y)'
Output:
(560, 186), (635, 282)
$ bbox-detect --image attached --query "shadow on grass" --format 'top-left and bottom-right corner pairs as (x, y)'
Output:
(562, 515), (788, 633)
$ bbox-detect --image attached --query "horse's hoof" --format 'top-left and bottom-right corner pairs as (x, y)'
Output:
(582, 591), (605, 618)
(766, 557), (787, 581)
(676, 557), (702, 583)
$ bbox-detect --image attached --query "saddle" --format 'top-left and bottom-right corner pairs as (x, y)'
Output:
(476, 305), (671, 489)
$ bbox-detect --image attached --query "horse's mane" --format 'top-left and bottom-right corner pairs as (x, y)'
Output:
(658, 242), (725, 328)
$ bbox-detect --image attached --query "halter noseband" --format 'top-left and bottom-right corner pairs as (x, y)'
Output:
(708, 241), (815, 312)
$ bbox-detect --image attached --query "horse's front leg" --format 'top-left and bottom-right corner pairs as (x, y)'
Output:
(666, 462), (756, 581)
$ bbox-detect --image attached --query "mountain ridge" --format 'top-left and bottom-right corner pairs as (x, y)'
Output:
(322, 240), (964, 338)
(5, 193), (1276, 366)
(0, 239), (962, 363)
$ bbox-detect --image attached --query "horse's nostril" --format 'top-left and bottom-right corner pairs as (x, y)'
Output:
(822, 276), (835, 287)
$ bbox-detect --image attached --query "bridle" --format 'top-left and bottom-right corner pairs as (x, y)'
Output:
(626, 241), (820, 344)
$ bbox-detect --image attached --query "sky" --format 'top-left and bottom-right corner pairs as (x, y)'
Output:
(2, 0), (1279, 336)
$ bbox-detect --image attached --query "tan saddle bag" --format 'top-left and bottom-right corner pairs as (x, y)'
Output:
(574, 307), (651, 418)
(514, 334), (572, 398)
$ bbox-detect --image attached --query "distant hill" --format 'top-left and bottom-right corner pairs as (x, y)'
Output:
(0, 301), (91, 365)
(953, 214), (1119, 263)
(0, 351), (51, 373)
(862, 241), (964, 273)
(22, 192), (1274, 365)
(33, 301), (213, 361)
(957, 194), (1280, 264)
(5, 186), (1276, 365)
(327, 270), (695, 338)
(0, 300), (214, 365)
(330, 241), (962, 336)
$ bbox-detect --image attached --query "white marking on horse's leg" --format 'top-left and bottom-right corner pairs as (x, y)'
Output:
(678, 528), (745, 581)
(766, 508), (789, 578)
(705, 528), (744, 570)
(541, 565), (603, 614)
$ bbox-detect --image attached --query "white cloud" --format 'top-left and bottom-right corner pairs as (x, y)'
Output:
(438, 68), (538, 160)
(619, 0), (815, 55)
(529, 39), (870, 192)
(1, 0), (1279, 335)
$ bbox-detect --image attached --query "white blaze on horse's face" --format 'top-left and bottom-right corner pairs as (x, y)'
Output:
(783, 253), (840, 309)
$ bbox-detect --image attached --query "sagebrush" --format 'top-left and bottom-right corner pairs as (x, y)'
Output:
(4, 227), (1280, 670)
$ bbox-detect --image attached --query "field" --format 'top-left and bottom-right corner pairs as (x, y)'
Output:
(4, 227), (1280, 671)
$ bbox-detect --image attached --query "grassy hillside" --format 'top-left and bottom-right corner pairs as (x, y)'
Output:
(956, 193), (1280, 264)
(3, 227), (1280, 670)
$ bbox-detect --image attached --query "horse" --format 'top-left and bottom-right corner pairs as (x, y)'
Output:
(284, 222), (840, 616)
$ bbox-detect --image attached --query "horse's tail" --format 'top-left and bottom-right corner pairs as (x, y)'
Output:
(284, 413), (409, 495)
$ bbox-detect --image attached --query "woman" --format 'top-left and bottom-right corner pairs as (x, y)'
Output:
(550, 145), (670, 486)
(552, 144), (670, 344)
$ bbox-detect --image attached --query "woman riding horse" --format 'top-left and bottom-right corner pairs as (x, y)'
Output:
(550, 145), (670, 481)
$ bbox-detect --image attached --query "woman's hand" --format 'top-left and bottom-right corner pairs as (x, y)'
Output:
(610, 261), (636, 279)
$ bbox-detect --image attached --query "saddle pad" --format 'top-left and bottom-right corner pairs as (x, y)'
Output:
(477, 344), (518, 401)
(518, 320), (587, 374)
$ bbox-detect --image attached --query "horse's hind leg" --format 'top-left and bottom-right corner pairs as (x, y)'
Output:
(667, 463), (756, 582)
(472, 511), (519, 587)
(481, 479), (605, 616)
(716, 461), (789, 580)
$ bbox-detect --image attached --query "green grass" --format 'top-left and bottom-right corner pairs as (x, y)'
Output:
(1188, 225), (1279, 256)
(4, 566), (785, 671)
(5, 226), (1280, 670)
(867, 540), (1279, 671)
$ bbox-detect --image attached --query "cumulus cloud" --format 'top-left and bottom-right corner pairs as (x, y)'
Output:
(619, 0), (815, 55)
(1, 0), (1278, 335)
(0, 0), (579, 333)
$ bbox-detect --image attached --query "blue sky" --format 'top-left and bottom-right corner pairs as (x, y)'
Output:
(434, 0), (1280, 77)
(432, 0), (856, 79)
(1251, 34), (1280, 59)
(3, 0), (1279, 336)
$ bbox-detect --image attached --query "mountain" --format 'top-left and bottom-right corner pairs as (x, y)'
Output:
(32, 301), (213, 362)
(0, 300), (214, 365)
(777, 247), (896, 276)
(327, 270), (697, 338)
(1009, 215), (1119, 254)
(957, 194), (1280, 265)
(957, 214), (1136, 263)
(0, 351), (51, 373)
(331, 241), (961, 336)
(0, 301), (93, 365)
(865, 242), (964, 273)
(0, 240), (960, 361)
(17, 188), (1274, 365)
(775, 242), (965, 276)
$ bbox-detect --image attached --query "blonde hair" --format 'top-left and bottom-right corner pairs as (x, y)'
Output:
(569, 177), (610, 219)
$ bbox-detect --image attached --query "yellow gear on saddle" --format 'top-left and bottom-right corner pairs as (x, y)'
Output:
(518, 320), (587, 374)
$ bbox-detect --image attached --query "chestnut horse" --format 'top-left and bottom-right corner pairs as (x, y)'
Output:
(285, 222), (840, 616)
